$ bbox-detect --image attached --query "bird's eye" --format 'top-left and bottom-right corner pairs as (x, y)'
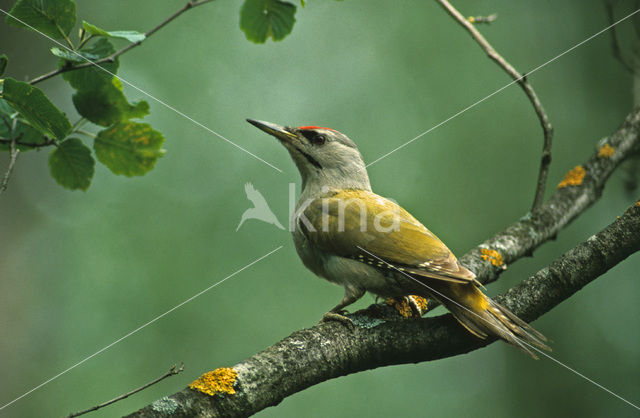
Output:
(301, 130), (326, 145)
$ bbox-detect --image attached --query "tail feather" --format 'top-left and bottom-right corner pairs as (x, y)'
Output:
(435, 285), (550, 359)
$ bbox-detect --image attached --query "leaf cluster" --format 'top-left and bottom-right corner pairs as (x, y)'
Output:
(1, 0), (164, 191)
(0, 0), (336, 191)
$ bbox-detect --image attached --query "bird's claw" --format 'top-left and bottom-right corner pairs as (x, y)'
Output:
(321, 311), (356, 330)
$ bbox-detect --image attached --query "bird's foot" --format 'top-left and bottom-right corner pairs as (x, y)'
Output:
(321, 310), (356, 330)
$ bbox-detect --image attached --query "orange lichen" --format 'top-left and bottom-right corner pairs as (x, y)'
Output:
(189, 367), (237, 396)
(411, 295), (428, 313)
(597, 143), (615, 158)
(480, 248), (504, 267)
(467, 16), (476, 23)
(385, 295), (428, 318)
(557, 165), (586, 188)
(386, 297), (412, 318)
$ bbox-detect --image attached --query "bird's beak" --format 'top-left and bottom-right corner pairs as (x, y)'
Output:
(247, 119), (297, 143)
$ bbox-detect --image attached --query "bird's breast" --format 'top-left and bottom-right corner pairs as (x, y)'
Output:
(292, 217), (405, 297)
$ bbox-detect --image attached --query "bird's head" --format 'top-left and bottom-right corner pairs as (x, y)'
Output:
(247, 119), (371, 192)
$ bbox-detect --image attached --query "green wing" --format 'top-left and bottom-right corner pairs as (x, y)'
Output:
(299, 190), (476, 284)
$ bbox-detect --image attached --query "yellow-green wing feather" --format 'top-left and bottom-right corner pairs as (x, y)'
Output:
(300, 190), (476, 283)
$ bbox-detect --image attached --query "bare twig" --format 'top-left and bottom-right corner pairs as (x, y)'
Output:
(67, 363), (184, 418)
(436, 0), (554, 212)
(0, 135), (20, 196)
(126, 199), (640, 417)
(0, 137), (55, 148)
(29, 0), (217, 85)
(604, 0), (635, 73)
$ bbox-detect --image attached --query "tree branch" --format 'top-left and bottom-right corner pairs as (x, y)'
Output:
(461, 107), (640, 286)
(28, 0), (217, 85)
(125, 108), (640, 417)
(435, 0), (554, 212)
(126, 199), (640, 417)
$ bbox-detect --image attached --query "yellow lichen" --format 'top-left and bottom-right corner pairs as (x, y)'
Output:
(480, 248), (504, 267)
(467, 16), (476, 23)
(411, 295), (428, 313)
(557, 165), (586, 188)
(189, 367), (237, 396)
(597, 143), (615, 158)
(385, 295), (428, 318)
(386, 297), (412, 318)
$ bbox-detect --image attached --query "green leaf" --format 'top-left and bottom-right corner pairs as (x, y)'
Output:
(0, 122), (48, 152)
(0, 99), (53, 152)
(61, 38), (119, 91)
(95, 122), (165, 176)
(2, 78), (72, 140)
(49, 138), (94, 190)
(72, 78), (149, 126)
(240, 0), (296, 44)
(0, 99), (16, 117)
(6, 0), (76, 39)
(50, 47), (101, 62)
(0, 54), (7, 77)
(82, 21), (146, 43)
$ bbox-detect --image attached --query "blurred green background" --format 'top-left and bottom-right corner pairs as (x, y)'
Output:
(1, 0), (639, 417)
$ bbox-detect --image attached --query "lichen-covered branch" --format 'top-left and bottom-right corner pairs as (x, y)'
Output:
(422, 107), (640, 311)
(125, 109), (640, 417)
(461, 107), (640, 286)
(435, 0), (554, 212)
(126, 199), (640, 418)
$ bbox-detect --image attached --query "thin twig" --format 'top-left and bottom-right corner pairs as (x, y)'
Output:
(29, 0), (217, 85)
(67, 363), (185, 418)
(0, 137), (55, 148)
(0, 135), (20, 196)
(436, 0), (554, 212)
(604, 0), (635, 73)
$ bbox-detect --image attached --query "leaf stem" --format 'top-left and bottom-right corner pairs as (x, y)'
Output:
(71, 117), (87, 132)
(77, 34), (93, 51)
(57, 23), (74, 50)
(75, 129), (95, 139)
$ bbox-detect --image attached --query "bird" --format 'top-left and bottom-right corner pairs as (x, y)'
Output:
(247, 119), (549, 358)
(236, 182), (285, 231)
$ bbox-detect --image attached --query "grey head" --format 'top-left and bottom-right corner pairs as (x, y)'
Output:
(247, 119), (372, 195)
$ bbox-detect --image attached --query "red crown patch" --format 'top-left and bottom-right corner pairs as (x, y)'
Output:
(298, 125), (337, 132)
